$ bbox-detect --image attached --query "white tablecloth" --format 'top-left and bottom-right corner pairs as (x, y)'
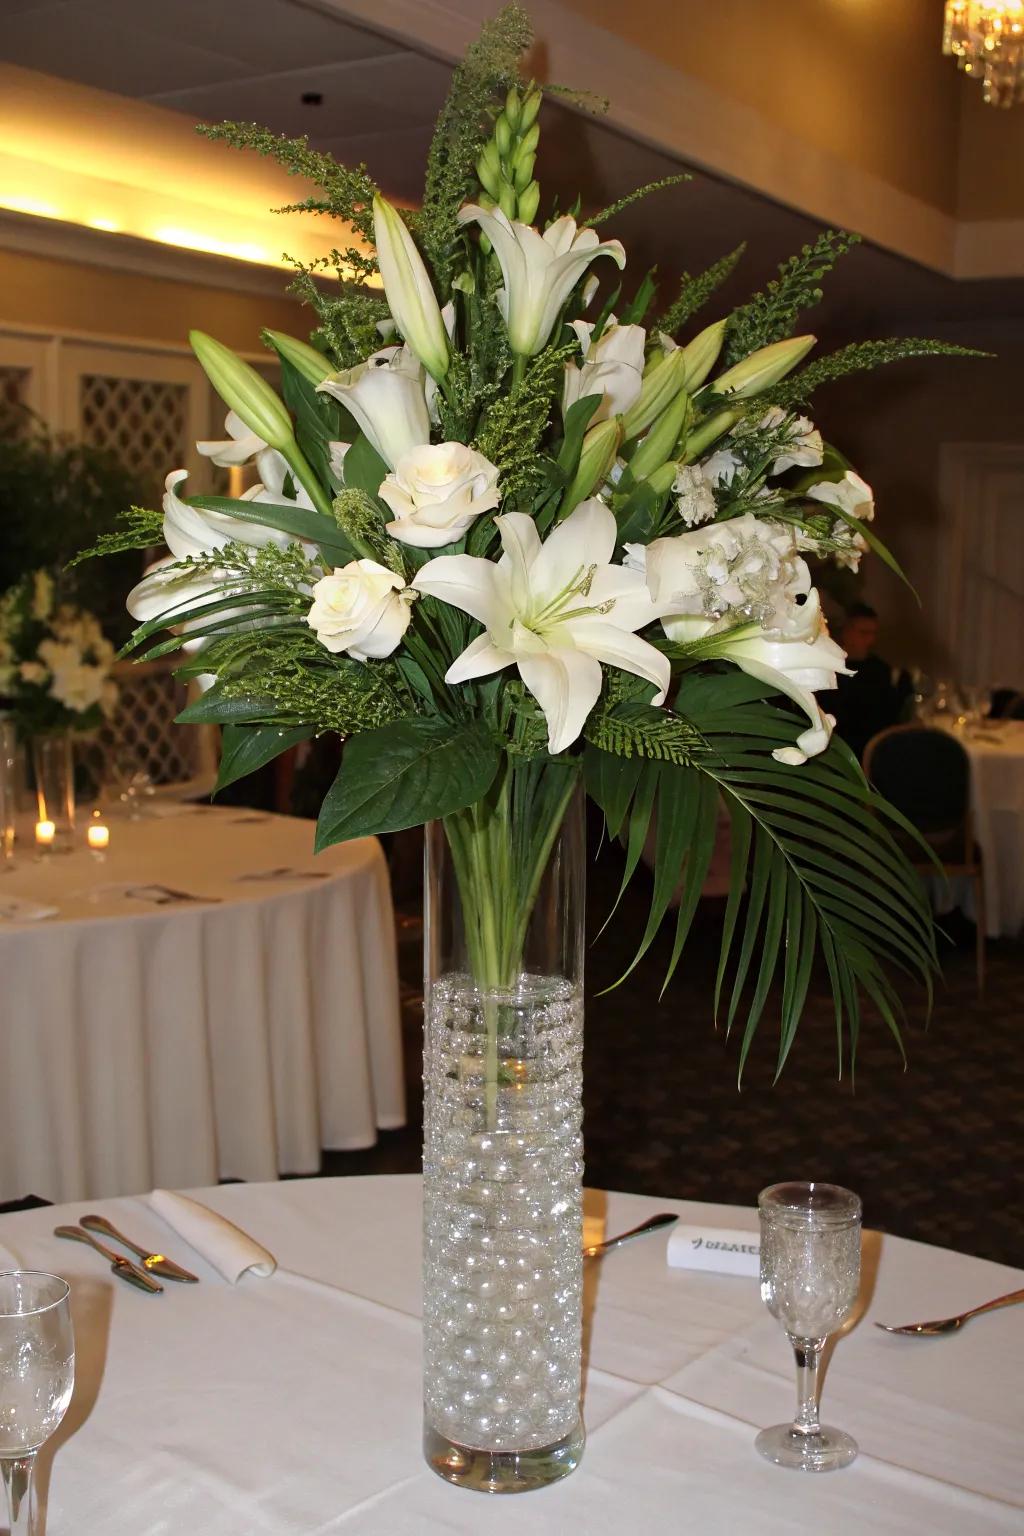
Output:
(964, 722), (1024, 935)
(0, 810), (403, 1204)
(0, 1176), (1019, 1533)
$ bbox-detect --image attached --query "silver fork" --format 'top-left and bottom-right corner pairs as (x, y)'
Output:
(874, 1285), (1024, 1336)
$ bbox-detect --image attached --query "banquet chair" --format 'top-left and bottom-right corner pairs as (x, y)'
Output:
(77, 657), (219, 804)
(1000, 692), (1024, 720)
(863, 725), (985, 993)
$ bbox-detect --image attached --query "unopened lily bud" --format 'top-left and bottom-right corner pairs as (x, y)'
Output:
(452, 270), (476, 294)
(495, 113), (513, 159)
(190, 330), (293, 451)
(497, 178), (517, 221)
(476, 142), (502, 199)
(629, 388), (691, 481)
(504, 86), (522, 131)
(512, 152), (535, 193)
(520, 86), (543, 131)
(517, 180), (540, 225)
(562, 418), (621, 514)
(679, 319), (727, 391)
(682, 407), (742, 461)
(644, 461), (678, 498)
(621, 348), (687, 441)
(262, 329), (332, 385)
(372, 194), (450, 382)
(518, 122), (540, 160)
(712, 334), (816, 399)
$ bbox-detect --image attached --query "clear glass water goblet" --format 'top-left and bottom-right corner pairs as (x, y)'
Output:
(0, 1272), (75, 1534)
(756, 1182), (861, 1473)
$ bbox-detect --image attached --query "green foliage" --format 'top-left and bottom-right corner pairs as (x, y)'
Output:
(583, 175), (690, 229)
(332, 486), (403, 573)
(658, 245), (746, 338)
(769, 337), (991, 406)
(724, 230), (860, 365)
(584, 700), (703, 766)
(187, 492), (352, 567)
(473, 342), (578, 501)
(215, 722), (314, 793)
(70, 507), (163, 565)
(586, 670), (938, 1075)
(315, 716), (502, 849)
(418, 3), (533, 283)
(288, 265), (389, 370)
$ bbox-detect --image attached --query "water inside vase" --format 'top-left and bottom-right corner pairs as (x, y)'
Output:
(423, 971), (584, 1454)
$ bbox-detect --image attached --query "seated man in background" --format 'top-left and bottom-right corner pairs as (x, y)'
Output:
(821, 603), (910, 762)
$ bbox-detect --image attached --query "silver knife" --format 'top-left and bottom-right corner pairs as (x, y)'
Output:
(54, 1225), (163, 1294)
(79, 1214), (199, 1283)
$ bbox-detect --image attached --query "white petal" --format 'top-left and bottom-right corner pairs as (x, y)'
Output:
(495, 513), (542, 610)
(446, 633), (515, 686)
(530, 498), (616, 597)
(567, 620), (670, 705)
(516, 647), (603, 754)
(412, 554), (507, 630)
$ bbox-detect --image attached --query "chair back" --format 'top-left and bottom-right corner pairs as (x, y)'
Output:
(863, 725), (971, 860)
(76, 658), (218, 798)
(1002, 692), (1024, 721)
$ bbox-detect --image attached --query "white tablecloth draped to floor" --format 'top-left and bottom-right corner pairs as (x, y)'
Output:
(0, 1176), (1019, 1534)
(0, 809), (403, 1204)
(963, 721), (1024, 935)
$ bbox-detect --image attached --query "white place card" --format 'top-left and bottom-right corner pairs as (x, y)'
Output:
(667, 1224), (760, 1278)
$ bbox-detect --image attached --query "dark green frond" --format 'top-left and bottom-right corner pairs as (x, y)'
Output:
(724, 230), (860, 364)
(472, 341), (577, 501)
(768, 337), (992, 407)
(68, 506), (162, 565)
(584, 701), (703, 766)
(583, 175), (690, 229)
(658, 244), (746, 338)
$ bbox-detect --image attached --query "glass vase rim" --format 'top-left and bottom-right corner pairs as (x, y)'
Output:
(758, 1181), (862, 1228)
(0, 1270), (71, 1319)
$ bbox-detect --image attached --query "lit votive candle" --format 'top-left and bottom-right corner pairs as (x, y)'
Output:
(35, 819), (56, 849)
(87, 822), (110, 853)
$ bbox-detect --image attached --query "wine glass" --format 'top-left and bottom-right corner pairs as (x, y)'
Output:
(755, 1183), (861, 1472)
(0, 1272), (75, 1534)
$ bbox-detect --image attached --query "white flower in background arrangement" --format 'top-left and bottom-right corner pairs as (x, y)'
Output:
(307, 561), (414, 662)
(380, 444), (501, 549)
(760, 406), (824, 474)
(562, 316), (646, 423)
(18, 660), (47, 685)
(414, 498), (669, 754)
(318, 344), (430, 469)
(456, 205), (626, 357)
(671, 464), (717, 528)
(806, 469), (875, 522)
(630, 513), (811, 629)
(31, 570), (54, 621)
(49, 662), (108, 715)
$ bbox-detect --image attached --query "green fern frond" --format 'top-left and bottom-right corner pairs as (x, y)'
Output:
(584, 701), (703, 765)
(658, 245), (746, 338)
(472, 341), (577, 500)
(583, 175), (690, 229)
(724, 230), (860, 365)
(68, 506), (162, 565)
(768, 337), (991, 406)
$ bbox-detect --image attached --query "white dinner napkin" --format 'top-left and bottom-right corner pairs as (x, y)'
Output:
(0, 895), (58, 922)
(667, 1224), (760, 1278)
(149, 1190), (277, 1283)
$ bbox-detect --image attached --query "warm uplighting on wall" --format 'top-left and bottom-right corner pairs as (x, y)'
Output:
(0, 63), (376, 280)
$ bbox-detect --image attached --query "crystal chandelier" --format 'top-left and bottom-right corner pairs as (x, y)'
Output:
(943, 2), (1024, 106)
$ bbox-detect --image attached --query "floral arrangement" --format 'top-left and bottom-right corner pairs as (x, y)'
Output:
(0, 569), (118, 735)
(83, 6), (981, 1069)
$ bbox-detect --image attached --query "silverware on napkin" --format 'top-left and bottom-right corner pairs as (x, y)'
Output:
(54, 1225), (163, 1294)
(125, 883), (221, 905)
(79, 1214), (199, 1283)
(875, 1285), (1024, 1336)
(235, 867), (329, 883)
(583, 1212), (678, 1258)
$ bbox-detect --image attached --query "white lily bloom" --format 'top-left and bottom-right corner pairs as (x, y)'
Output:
(126, 554), (234, 651)
(380, 443), (500, 549)
(701, 446), (741, 488)
(318, 344), (430, 469)
(806, 469), (875, 522)
(241, 449), (316, 514)
(760, 406), (824, 474)
(413, 498), (668, 754)
(668, 591), (850, 764)
(196, 409), (267, 470)
(457, 204), (626, 357)
(562, 316), (645, 423)
(160, 469), (293, 561)
(631, 514), (810, 628)
(372, 194), (450, 382)
(307, 560), (413, 662)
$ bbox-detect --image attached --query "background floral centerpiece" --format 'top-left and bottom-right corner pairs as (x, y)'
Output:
(80, 2), (981, 1495)
(0, 569), (118, 736)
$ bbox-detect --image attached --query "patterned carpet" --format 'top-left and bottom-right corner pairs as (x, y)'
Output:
(326, 827), (1024, 1271)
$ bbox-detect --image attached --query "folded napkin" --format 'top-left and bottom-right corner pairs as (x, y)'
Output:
(149, 1190), (276, 1283)
(0, 895), (58, 922)
(667, 1224), (760, 1278)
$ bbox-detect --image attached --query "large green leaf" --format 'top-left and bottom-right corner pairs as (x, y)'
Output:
(342, 434), (389, 500)
(187, 494), (353, 565)
(315, 717), (501, 849)
(178, 685), (279, 726)
(215, 722), (314, 793)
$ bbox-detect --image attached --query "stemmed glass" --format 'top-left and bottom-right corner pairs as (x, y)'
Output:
(756, 1182), (861, 1472)
(0, 1272), (75, 1534)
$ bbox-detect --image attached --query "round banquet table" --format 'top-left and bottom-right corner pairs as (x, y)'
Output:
(0, 1176), (1019, 1534)
(0, 807), (403, 1205)
(961, 720), (1024, 936)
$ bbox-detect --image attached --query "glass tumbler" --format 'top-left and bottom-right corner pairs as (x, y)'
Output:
(0, 1271), (75, 1534)
(756, 1182), (861, 1472)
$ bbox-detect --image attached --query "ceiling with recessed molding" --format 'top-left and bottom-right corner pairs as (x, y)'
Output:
(2, 0), (1023, 338)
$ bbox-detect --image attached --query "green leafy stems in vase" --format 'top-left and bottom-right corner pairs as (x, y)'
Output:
(78, 2), (985, 1492)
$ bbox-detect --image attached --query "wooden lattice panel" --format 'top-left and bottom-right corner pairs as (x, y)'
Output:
(76, 661), (207, 796)
(79, 374), (189, 479)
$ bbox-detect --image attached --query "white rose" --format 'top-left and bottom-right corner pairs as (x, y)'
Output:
(307, 560), (413, 662)
(562, 316), (646, 424)
(379, 444), (500, 550)
(806, 469), (874, 522)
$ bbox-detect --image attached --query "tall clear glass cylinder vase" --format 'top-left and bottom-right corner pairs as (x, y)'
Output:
(422, 758), (586, 1493)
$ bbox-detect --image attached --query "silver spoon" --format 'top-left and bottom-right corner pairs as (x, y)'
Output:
(875, 1285), (1024, 1336)
(583, 1212), (678, 1258)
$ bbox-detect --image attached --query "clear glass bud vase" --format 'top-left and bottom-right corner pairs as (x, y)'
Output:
(422, 758), (585, 1493)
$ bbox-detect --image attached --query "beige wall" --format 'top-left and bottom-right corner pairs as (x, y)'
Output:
(957, 87), (1024, 221)
(558, 0), (961, 215)
(0, 246), (305, 352)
